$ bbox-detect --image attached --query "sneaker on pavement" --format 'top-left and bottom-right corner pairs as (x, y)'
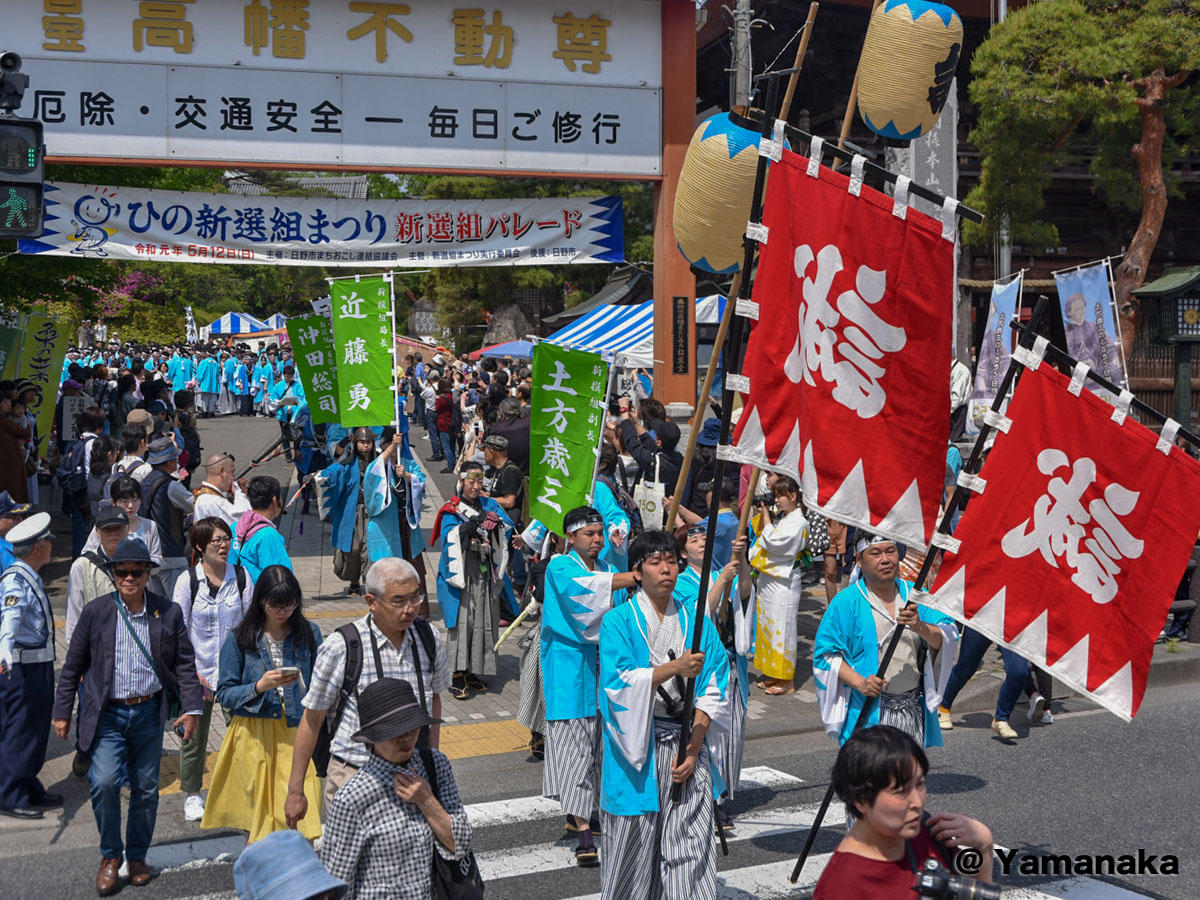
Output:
(1027, 692), (1046, 722)
(937, 707), (953, 730)
(1041, 710), (1053, 724)
(183, 794), (205, 822)
(990, 718), (1018, 740)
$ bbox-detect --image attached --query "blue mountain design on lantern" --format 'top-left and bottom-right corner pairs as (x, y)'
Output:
(860, 113), (925, 141)
(882, 0), (961, 27)
(698, 112), (763, 160)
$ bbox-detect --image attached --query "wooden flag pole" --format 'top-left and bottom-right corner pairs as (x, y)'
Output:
(665, 2), (819, 532)
(831, 0), (885, 170)
(670, 72), (784, 804)
(788, 296), (1051, 883)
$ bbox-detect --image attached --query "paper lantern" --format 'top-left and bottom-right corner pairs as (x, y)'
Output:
(674, 111), (773, 275)
(857, 0), (963, 141)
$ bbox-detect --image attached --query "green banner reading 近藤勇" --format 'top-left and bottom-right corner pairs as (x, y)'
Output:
(287, 314), (341, 426)
(16, 315), (70, 448)
(528, 343), (610, 535)
(330, 276), (395, 427)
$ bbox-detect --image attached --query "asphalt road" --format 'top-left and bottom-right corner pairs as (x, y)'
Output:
(4, 680), (1195, 900)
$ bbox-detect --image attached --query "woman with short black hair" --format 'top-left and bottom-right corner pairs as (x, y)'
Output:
(813, 725), (994, 898)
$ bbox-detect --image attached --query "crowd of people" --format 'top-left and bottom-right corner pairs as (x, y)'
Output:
(0, 336), (1023, 899)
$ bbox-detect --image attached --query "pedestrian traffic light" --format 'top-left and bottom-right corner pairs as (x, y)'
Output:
(0, 117), (43, 238)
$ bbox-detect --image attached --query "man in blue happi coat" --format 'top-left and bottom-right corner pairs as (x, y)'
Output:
(194, 349), (221, 418)
(540, 506), (638, 866)
(813, 534), (959, 749)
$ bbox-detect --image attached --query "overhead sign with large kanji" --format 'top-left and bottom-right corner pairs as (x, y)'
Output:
(12, 0), (662, 176)
(928, 360), (1200, 720)
(19, 183), (624, 267)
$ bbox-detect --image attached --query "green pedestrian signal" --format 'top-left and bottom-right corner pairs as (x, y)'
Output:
(0, 117), (43, 238)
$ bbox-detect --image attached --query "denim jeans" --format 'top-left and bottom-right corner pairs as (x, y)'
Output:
(89, 700), (163, 861)
(437, 429), (454, 465)
(941, 626), (1029, 722)
(426, 410), (442, 457)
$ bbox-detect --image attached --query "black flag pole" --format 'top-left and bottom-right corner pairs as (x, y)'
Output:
(788, 296), (1051, 883)
(670, 70), (786, 804)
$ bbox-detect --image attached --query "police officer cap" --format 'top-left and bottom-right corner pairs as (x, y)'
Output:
(8, 512), (51, 550)
(0, 491), (32, 517)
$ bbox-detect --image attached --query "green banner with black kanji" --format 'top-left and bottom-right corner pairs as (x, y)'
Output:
(330, 276), (395, 427)
(287, 314), (341, 425)
(528, 343), (609, 535)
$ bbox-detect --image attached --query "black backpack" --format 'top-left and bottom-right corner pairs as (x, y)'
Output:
(188, 564), (248, 608)
(56, 438), (90, 495)
(322, 617), (439, 773)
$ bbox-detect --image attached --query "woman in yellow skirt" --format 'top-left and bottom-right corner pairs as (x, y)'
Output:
(204, 564), (324, 842)
(749, 476), (809, 695)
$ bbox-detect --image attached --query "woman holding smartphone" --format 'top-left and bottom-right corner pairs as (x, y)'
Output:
(203, 565), (325, 841)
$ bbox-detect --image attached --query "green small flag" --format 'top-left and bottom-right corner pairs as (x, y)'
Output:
(287, 314), (341, 425)
(528, 343), (609, 535)
(331, 276), (395, 427)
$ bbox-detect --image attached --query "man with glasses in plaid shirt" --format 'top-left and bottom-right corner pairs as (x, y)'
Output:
(284, 557), (451, 829)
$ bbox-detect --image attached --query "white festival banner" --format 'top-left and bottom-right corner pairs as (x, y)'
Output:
(20, 183), (625, 268)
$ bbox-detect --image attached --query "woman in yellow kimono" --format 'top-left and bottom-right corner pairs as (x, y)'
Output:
(749, 476), (808, 695)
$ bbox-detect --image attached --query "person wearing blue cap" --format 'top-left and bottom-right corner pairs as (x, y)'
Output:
(0, 490), (33, 571)
(0, 513), (60, 821)
(234, 829), (347, 900)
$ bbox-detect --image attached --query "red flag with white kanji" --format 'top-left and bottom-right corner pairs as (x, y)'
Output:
(928, 360), (1200, 720)
(729, 149), (954, 548)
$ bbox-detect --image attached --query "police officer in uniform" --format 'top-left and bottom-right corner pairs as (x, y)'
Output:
(0, 513), (62, 819)
(0, 491), (33, 571)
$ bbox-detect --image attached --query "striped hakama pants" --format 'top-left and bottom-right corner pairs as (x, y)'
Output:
(600, 721), (717, 900)
(543, 716), (602, 821)
(707, 653), (748, 800)
(516, 622), (545, 735)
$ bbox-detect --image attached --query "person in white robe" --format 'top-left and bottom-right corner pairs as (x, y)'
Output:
(749, 475), (808, 695)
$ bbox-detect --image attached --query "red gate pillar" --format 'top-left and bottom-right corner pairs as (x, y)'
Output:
(652, 0), (698, 416)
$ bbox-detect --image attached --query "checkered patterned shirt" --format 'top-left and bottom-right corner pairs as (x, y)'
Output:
(303, 615), (451, 768)
(320, 749), (472, 900)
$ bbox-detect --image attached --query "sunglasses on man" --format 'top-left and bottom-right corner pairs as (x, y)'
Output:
(113, 567), (149, 580)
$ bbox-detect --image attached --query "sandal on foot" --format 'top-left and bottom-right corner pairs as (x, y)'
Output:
(764, 683), (795, 696)
(450, 673), (470, 700)
(589, 815), (601, 835)
(574, 837), (600, 868)
(529, 735), (545, 761)
(465, 674), (487, 692)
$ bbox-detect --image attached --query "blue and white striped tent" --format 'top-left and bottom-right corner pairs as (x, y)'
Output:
(264, 313), (288, 329)
(200, 312), (271, 339)
(544, 296), (727, 366)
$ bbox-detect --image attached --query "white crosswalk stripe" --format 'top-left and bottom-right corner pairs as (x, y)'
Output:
(166, 765), (1155, 900)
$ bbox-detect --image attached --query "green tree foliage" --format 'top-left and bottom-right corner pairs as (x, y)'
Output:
(963, 0), (1198, 320)
(416, 175), (653, 352)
